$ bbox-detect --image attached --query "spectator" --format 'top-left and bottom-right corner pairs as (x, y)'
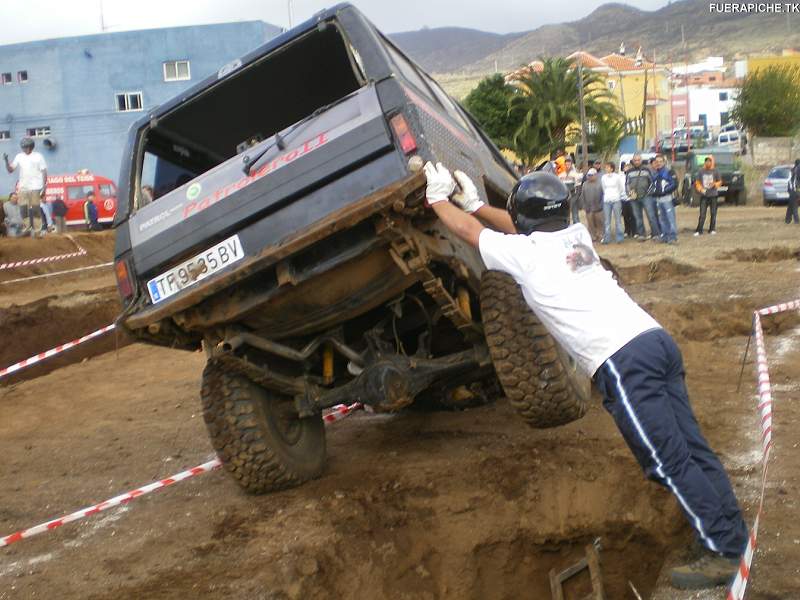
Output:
(626, 153), (657, 240)
(51, 195), (68, 234)
(593, 159), (603, 174)
(83, 190), (101, 231)
(694, 156), (721, 236)
(651, 155), (678, 244)
(554, 149), (567, 176)
(561, 156), (583, 225)
(0, 195), (4, 236)
(41, 196), (54, 233)
(3, 137), (47, 237)
(601, 161), (625, 244)
(786, 159), (799, 225)
(3, 192), (27, 237)
(579, 168), (604, 242)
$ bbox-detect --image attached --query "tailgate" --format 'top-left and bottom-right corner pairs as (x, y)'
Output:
(128, 86), (395, 277)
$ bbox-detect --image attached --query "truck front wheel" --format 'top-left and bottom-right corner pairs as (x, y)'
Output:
(201, 359), (326, 494)
(480, 271), (589, 428)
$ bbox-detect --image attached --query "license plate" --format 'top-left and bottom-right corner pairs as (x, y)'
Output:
(147, 235), (244, 304)
(718, 186), (728, 192)
(777, 192), (789, 199)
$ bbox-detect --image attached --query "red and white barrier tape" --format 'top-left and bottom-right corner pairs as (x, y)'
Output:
(0, 236), (87, 271)
(0, 403), (362, 548)
(0, 323), (116, 380)
(727, 298), (800, 600)
(0, 261), (113, 285)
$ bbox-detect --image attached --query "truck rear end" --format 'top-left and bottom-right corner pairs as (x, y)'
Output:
(113, 4), (514, 346)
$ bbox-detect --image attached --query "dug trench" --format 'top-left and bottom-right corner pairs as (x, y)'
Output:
(0, 289), (127, 384)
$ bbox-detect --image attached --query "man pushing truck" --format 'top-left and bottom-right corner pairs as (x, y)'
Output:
(422, 161), (749, 590)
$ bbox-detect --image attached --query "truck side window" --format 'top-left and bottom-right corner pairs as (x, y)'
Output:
(380, 36), (437, 103)
(99, 184), (114, 197)
(421, 72), (471, 133)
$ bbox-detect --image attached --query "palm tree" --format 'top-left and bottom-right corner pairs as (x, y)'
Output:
(589, 116), (628, 162)
(508, 57), (620, 165)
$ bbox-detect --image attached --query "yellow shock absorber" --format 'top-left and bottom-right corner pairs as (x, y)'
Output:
(322, 343), (334, 385)
(457, 286), (472, 320)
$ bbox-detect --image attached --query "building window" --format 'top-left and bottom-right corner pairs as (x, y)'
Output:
(719, 91), (728, 101)
(709, 76), (717, 81)
(0, 130), (10, 140)
(26, 126), (51, 137)
(163, 60), (191, 82)
(17, 70), (28, 83)
(1, 73), (11, 85)
(676, 115), (686, 128)
(115, 92), (143, 112)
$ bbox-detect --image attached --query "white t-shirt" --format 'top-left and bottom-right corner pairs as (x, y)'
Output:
(479, 224), (661, 377)
(601, 172), (626, 202)
(10, 151), (47, 191)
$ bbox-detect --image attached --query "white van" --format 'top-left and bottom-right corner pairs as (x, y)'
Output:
(718, 131), (742, 147)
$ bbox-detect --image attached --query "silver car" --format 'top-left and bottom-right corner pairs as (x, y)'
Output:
(762, 164), (793, 206)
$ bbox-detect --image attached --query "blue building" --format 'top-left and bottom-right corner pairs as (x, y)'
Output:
(0, 21), (281, 192)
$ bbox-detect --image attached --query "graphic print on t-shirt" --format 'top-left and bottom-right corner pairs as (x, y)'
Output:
(701, 173), (715, 190)
(566, 242), (598, 273)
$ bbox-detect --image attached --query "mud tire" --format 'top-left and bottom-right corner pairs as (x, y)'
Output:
(480, 270), (589, 428)
(201, 360), (326, 494)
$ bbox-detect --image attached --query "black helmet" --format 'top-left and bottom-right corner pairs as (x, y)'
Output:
(20, 137), (34, 150)
(507, 171), (569, 234)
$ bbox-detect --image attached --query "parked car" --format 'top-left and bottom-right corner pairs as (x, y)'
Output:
(680, 149), (746, 205)
(112, 4), (588, 494)
(718, 123), (741, 136)
(717, 130), (742, 150)
(762, 164), (793, 206)
(43, 172), (117, 228)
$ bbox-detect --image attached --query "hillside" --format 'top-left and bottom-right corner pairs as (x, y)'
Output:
(390, 0), (800, 80)
(388, 27), (523, 73)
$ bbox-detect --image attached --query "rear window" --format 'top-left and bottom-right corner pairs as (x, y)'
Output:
(134, 22), (363, 209)
(769, 168), (791, 179)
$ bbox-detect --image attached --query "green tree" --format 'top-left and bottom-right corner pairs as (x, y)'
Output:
(463, 74), (516, 148)
(508, 57), (619, 165)
(731, 65), (800, 136)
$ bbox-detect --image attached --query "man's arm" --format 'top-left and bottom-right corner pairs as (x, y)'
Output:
(3, 154), (13, 174)
(431, 201), (485, 248)
(473, 203), (516, 234)
(40, 168), (47, 197)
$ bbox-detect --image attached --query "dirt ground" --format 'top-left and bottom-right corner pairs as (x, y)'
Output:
(0, 207), (798, 599)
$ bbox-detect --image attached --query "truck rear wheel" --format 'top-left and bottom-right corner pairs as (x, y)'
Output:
(480, 271), (589, 428)
(201, 359), (326, 494)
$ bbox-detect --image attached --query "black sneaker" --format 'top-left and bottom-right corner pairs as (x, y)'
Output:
(670, 551), (739, 590)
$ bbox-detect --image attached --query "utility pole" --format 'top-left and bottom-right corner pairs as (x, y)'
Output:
(99, 0), (106, 32)
(641, 58), (649, 150)
(577, 61), (589, 169)
(288, 0), (294, 29)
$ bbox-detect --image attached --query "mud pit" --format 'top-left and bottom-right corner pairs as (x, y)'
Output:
(1, 207), (799, 599)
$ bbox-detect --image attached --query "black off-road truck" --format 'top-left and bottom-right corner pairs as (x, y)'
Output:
(113, 4), (589, 493)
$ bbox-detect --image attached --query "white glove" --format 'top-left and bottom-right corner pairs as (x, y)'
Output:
(423, 161), (455, 205)
(452, 170), (485, 213)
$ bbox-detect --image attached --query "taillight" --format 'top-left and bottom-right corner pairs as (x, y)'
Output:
(115, 259), (134, 299)
(389, 113), (417, 154)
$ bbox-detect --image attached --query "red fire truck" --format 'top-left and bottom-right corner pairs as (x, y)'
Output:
(43, 172), (117, 228)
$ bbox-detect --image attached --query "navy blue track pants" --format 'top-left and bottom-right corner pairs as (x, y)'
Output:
(594, 328), (749, 557)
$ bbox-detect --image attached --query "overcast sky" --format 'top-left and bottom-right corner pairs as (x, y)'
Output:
(0, 0), (671, 45)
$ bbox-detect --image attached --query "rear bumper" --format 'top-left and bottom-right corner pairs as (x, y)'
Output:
(122, 170), (424, 331)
